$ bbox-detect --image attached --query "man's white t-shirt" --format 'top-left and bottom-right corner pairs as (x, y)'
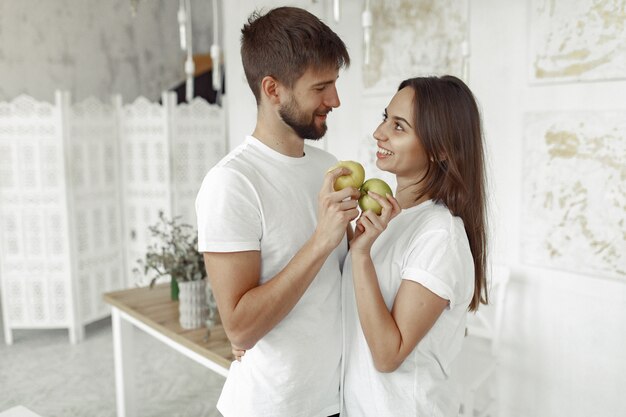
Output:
(196, 136), (346, 417)
(342, 199), (474, 417)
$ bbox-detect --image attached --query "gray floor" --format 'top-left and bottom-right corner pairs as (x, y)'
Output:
(0, 312), (225, 417)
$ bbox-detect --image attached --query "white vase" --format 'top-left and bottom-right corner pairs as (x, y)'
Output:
(178, 279), (208, 329)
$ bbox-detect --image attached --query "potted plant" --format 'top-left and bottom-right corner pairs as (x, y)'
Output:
(134, 212), (215, 329)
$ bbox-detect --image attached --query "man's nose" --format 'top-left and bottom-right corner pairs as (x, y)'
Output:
(324, 85), (340, 108)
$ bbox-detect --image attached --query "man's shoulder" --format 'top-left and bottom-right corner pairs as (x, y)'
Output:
(216, 140), (255, 168)
(204, 141), (269, 186)
(199, 141), (255, 186)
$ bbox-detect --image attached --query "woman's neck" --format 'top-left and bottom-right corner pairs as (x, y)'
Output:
(395, 177), (430, 210)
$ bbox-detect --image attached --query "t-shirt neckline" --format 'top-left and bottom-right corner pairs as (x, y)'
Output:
(400, 199), (434, 215)
(246, 135), (311, 165)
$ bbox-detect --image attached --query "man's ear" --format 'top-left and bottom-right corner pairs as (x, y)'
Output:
(260, 76), (281, 105)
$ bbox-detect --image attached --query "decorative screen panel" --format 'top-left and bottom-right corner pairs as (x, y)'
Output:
(69, 97), (124, 322)
(119, 96), (172, 287)
(170, 97), (226, 228)
(0, 94), (72, 328)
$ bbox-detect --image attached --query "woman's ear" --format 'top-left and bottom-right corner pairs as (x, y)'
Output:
(430, 152), (447, 163)
(260, 76), (281, 105)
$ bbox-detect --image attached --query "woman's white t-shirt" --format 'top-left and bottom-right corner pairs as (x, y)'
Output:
(342, 200), (474, 417)
(196, 136), (346, 417)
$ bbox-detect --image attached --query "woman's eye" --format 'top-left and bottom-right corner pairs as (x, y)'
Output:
(394, 123), (404, 131)
(381, 112), (387, 121)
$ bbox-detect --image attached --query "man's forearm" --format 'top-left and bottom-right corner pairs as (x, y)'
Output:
(220, 236), (336, 349)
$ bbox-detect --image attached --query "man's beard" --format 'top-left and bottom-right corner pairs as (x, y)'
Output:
(279, 97), (328, 140)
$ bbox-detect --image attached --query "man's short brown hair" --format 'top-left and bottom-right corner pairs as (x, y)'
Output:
(241, 6), (350, 103)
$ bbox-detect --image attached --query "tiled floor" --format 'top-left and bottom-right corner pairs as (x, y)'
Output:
(0, 313), (225, 417)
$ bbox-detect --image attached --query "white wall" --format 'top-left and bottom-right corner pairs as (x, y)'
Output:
(221, 1), (626, 417)
(472, 1), (626, 416)
(0, 0), (185, 103)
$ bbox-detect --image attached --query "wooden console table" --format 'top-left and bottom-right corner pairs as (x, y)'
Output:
(104, 284), (232, 417)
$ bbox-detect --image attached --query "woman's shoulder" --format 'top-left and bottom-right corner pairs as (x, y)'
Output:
(399, 201), (468, 250)
(404, 200), (454, 228)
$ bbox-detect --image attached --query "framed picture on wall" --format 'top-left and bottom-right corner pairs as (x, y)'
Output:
(521, 111), (626, 281)
(529, 0), (626, 84)
(362, 0), (469, 97)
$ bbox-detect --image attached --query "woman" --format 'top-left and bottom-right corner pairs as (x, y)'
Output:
(341, 75), (488, 416)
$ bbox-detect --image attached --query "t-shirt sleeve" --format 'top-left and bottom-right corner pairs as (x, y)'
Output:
(195, 166), (262, 252)
(400, 230), (467, 308)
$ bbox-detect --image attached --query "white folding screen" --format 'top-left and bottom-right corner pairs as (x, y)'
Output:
(170, 95), (227, 227)
(0, 91), (226, 344)
(120, 95), (173, 288)
(68, 96), (125, 332)
(0, 92), (78, 344)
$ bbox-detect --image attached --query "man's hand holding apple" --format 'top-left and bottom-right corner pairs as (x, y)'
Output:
(314, 166), (361, 253)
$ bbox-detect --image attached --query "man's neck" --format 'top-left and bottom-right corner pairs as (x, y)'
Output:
(252, 121), (306, 158)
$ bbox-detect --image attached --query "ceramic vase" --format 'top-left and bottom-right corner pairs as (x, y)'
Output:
(178, 279), (208, 329)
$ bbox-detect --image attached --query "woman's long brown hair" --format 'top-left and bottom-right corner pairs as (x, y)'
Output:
(398, 76), (488, 311)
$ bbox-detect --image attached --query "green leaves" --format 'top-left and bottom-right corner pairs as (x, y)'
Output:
(134, 211), (206, 287)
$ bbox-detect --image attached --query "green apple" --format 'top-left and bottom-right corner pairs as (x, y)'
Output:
(359, 178), (393, 215)
(331, 160), (365, 191)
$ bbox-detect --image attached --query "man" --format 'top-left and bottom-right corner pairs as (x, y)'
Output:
(195, 7), (359, 417)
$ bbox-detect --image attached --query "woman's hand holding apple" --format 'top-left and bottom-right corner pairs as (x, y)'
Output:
(350, 191), (401, 255)
(358, 178), (393, 215)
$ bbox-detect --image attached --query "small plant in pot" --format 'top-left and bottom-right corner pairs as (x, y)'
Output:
(134, 212), (217, 330)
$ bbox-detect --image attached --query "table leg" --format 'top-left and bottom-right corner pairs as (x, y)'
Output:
(2, 300), (13, 345)
(68, 323), (85, 344)
(3, 325), (13, 345)
(111, 307), (136, 417)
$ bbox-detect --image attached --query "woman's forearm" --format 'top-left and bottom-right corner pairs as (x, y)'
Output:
(351, 252), (405, 372)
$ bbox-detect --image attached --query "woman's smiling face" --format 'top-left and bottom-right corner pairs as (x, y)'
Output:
(373, 86), (430, 182)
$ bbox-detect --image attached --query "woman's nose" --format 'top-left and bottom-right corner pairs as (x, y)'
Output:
(373, 124), (386, 142)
